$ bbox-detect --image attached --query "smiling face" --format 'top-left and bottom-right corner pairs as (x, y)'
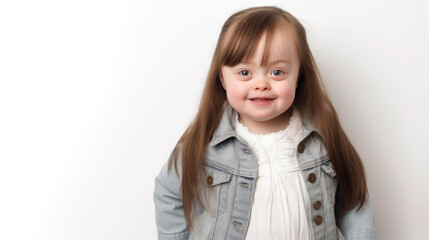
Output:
(220, 22), (300, 134)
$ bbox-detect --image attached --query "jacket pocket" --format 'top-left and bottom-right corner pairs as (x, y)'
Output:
(190, 166), (232, 240)
(200, 165), (233, 216)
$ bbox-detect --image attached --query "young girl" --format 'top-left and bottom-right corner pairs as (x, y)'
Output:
(154, 6), (376, 240)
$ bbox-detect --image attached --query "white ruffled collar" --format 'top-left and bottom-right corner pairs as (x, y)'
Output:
(234, 107), (305, 171)
(234, 107), (303, 141)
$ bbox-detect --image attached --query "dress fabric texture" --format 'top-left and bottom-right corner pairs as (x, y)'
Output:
(235, 108), (315, 240)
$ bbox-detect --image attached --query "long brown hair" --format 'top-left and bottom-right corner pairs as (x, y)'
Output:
(169, 6), (368, 229)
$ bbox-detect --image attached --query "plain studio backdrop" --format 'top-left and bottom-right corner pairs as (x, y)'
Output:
(0, 0), (428, 239)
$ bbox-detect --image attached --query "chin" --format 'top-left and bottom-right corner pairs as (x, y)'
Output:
(249, 115), (277, 122)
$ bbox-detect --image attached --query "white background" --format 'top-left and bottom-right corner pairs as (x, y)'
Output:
(0, 0), (428, 239)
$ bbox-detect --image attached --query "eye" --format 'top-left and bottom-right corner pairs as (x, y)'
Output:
(239, 70), (250, 76)
(272, 70), (283, 76)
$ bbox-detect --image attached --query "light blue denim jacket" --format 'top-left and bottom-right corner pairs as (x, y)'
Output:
(154, 105), (376, 240)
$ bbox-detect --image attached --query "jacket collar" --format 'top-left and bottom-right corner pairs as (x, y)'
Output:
(210, 104), (237, 146)
(210, 104), (321, 146)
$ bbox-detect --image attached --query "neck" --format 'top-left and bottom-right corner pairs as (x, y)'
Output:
(238, 109), (292, 134)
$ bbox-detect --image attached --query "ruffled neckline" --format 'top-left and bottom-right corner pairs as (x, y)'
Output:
(234, 107), (303, 141)
(234, 107), (305, 172)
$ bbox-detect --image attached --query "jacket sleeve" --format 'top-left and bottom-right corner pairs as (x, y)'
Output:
(336, 195), (377, 239)
(153, 155), (189, 240)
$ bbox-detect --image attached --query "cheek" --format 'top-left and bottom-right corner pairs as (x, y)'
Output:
(226, 83), (247, 100)
(277, 82), (297, 100)
(286, 86), (296, 97)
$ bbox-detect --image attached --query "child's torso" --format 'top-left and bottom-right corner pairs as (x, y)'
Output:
(234, 109), (315, 240)
(189, 106), (339, 240)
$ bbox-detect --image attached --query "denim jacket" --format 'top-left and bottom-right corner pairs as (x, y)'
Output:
(154, 105), (376, 240)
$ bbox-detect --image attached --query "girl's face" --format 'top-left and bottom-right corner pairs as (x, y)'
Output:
(220, 24), (300, 133)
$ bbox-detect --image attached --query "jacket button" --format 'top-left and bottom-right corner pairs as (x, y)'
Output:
(207, 176), (213, 185)
(308, 173), (317, 183)
(313, 201), (322, 210)
(314, 215), (323, 225)
(298, 143), (305, 153)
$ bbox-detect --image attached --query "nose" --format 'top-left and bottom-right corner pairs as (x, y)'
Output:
(253, 77), (271, 91)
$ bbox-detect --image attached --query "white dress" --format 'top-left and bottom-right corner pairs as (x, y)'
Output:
(235, 108), (315, 240)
